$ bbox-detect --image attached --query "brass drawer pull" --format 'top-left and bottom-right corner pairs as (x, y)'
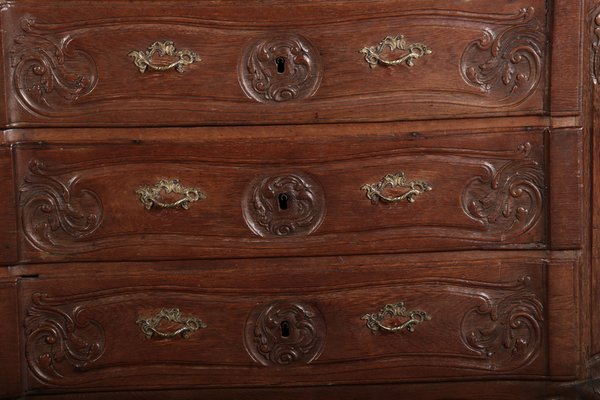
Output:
(360, 35), (431, 68)
(136, 179), (206, 210)
(129, 41), (201, 73)
(361, 172), (432, 204)
(137, 308), (207, 339)
(362, 302), (431, 334)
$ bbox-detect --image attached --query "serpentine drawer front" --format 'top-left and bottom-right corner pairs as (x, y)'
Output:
(0, 0), (592, 398)
(3, 0), (546, 126)
(14, 126), (545, 263)
(20, 256), (546, 391)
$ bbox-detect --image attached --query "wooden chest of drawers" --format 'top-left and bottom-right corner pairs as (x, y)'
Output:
(0, 0), (598, 399)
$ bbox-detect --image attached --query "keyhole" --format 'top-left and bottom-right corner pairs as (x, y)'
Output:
(278, 193), (289, 210)
(275, 57), (286, 74)
(280, 320), (291, 338)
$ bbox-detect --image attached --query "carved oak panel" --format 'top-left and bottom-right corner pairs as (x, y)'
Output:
(20, 257), (545, 390)
(15, 127), (546, 262)
(3, 0), (547, 126)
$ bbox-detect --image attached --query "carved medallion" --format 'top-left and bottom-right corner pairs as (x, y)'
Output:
(461, 143), (544, 239)
(10, 17), (98, 116)
(244, 301), (326, 366)
(242, 173), (326, 237)
(461, 277), (543, 370)
(25, 293), (106, 384)
(19, 159), (104, 253)
(460, 7), (545, 103)
(239, 33), (323, 103)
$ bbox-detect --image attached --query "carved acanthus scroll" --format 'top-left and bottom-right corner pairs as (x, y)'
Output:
(25, 293), (106, 384)
(461, 277), (543, 370)
(461, 7), (545, 103)
(19, 159), (104, 253)
(461, 143), (544, 239)
(10, 17), (98, 116)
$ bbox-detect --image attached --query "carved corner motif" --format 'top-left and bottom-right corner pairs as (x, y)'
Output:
(460, 7), (545, 103)
(461, 143), (544, 239)
(239, 34), (323, 103)
(25, 292), (106, 384)
(244, 301), (326, 366)
(19, 159), (104, 253)
(460, 277), (543, 371)
(9, 17), (98, 116)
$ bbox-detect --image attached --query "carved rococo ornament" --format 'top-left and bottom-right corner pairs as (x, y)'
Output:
(239, 33), (323, 103)
(242, 173), (326, 237)
(461, 142), (544, 239)
(360, 34), (432, 69)
(10, 17), (98, 116)
(461, 277), (543, 370)
(19, 159), (104, 253)
(460, 7), (545, 103)
(244, 301), (326, 366)
(25, 293), (106, 384)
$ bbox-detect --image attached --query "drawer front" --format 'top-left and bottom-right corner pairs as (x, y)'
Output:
(3, 0), (547, 127)
(14, 127), (546, 262)
(20, 255), (546, 390)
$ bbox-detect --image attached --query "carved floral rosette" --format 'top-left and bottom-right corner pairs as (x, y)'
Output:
(19, 159), (104, 253)
(244, 301), (326, 366)
(239, 33), (323, 103)
(25, 293), (106, 384)
(461, 143), (544, 239)
(460, 7), (545, 104)
(10, 17), (98, 116)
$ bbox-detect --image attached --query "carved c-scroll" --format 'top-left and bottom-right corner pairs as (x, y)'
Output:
(461, 7), (545, 103)
(10, 17), (98, 116)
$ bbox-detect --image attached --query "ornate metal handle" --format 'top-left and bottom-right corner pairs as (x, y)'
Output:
(129, 41), (201, 73)
(136, 179), (206, 210)
(362, 302), (431, 334)
(137, 308), (207, 339)
(360, 35), (431, 68)
(361, 172), (432, 204)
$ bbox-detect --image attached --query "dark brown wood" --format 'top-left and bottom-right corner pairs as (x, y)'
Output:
(13, 127), (546, 263)
(550, 1), (584, 116)
(19, 253), (546, 391)
(2, 0), (547, 127)
(0, 144), (17, 265)
(0, 271), (21, 399)
(14, 380), (600, 400)
(0, 0), (595, 398)
(547, 256), (581, 378)
(548, 128), (584, 249)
